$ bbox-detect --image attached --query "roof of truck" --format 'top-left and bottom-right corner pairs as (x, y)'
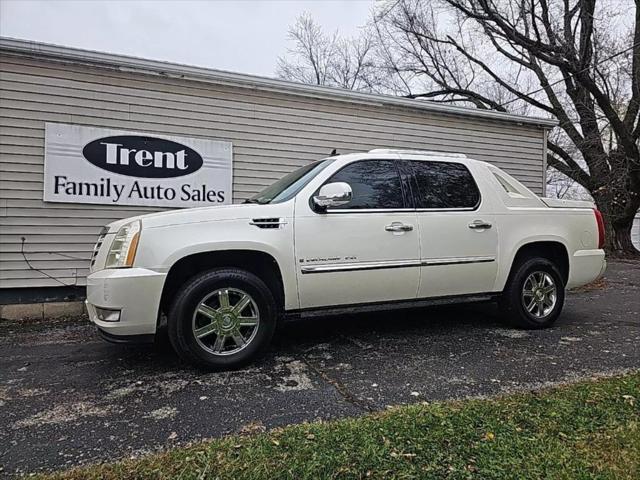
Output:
(326, 149), (483, 166)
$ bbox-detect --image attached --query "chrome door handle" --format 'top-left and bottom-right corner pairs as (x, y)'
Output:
(468, 220), (492, 230)
(385, 222), (413, 232)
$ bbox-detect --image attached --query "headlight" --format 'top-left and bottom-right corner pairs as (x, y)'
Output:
(105, 220), (141, 268)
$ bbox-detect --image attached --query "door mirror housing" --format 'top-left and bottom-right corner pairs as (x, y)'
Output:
(312, 182), (352, 210)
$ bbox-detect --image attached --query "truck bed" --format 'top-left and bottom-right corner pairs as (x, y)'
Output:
(541, 198), (594, 209)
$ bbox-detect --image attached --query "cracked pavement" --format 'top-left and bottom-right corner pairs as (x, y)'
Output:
(1, 260), (639, 477)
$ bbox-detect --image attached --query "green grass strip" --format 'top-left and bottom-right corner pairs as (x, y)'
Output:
(36, 372), (639, 480)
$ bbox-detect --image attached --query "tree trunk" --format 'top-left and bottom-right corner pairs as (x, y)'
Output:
(593, 195), (640, 256)
(612, 220), (638, 254)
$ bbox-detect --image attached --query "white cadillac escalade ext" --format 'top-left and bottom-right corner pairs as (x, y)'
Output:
(86, 149), (606, 370)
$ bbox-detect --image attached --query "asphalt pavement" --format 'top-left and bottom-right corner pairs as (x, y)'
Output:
(1, 260), (639, 477)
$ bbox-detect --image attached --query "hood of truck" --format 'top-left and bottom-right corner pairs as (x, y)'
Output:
(105, 201), (294, 231)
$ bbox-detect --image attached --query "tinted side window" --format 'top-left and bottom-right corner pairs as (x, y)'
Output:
(326, 160), (404, 209)
(407, 160), (480, 209)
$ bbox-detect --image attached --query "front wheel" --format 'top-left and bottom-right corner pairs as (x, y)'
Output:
(167, 268), (277, 370)
(499, 257), (565, 329)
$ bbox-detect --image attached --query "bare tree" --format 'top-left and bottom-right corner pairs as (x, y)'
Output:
(277, 14), (334, 85)
(547, 167), (586, 199)
(374, 0), (640, 254)
(277, 13), (376, 91)
(278, 3), (640, 253)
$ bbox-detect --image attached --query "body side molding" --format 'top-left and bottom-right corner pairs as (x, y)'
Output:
(300, 256), (496, 274)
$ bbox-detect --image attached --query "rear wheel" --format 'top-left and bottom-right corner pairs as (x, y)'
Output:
(168, 268), (277, 370)
(499, 257), (565, 329)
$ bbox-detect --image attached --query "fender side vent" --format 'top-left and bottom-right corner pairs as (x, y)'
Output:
(250, 218), (287, 229)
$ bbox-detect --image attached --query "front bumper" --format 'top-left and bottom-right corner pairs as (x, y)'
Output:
(95, 327), (155, 344)
(86, 267), (166, 337)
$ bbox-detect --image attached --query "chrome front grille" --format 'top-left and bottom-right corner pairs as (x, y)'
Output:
(90, 227), (108, 269)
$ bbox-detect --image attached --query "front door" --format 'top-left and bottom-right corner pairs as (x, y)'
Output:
(295, 159), (420, 309)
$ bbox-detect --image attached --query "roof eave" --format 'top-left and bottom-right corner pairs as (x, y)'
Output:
(0, 36), (559, 129)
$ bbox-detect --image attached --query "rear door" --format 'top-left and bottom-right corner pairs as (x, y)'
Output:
(400, 159), (499, 298)
(295, 159), (420, 309)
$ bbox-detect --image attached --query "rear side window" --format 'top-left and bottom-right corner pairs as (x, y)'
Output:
(324, 160), (404, 209)
(405, 160), (480, 209)
(492, 171), (526, 197)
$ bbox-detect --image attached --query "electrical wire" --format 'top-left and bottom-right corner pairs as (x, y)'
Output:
(20, 237), (78, 287)
(499, 41), (640, 108)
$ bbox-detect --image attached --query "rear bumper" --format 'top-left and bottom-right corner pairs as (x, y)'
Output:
(567, 249), (606, 289)
(86, 267), (166, 337)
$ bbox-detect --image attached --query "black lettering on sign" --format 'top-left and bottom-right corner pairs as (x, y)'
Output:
(82, 135), (203, 178)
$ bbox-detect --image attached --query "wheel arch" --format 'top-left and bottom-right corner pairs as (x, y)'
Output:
(159, 249), (286, 320)
(500, 239), (570, 290)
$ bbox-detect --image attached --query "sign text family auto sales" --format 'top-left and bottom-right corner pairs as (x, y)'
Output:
(43, 123), (233, 208)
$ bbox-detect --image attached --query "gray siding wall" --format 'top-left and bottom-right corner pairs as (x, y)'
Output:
(0, 52), (547, 288)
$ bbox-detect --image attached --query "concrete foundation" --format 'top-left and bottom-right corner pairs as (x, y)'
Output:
(0, 301), (86, 321)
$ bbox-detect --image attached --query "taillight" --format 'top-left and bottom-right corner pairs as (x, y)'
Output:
(593, 208), (605, 249)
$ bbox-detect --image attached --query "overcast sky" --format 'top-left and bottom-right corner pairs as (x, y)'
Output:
(0, 0), (374, 77)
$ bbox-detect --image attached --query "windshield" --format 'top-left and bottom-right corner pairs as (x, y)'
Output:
(246, 158), (335, 204)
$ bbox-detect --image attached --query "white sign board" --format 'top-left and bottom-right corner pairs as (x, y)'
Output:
(44, 123), (232, 208)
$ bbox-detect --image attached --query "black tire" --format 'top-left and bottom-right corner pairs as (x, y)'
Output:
(167, 268), (277, 370)
(499, 257), (565, 329)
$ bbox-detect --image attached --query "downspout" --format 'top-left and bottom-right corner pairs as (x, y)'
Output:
(541, 127), (548, 197)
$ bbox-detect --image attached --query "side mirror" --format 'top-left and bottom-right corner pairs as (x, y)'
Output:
(313, 182), (352, 210)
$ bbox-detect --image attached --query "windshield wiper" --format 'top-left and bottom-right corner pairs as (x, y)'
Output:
(243, 199), (266, 204)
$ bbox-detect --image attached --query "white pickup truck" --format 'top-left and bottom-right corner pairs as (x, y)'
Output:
(86, 149), (606, 369)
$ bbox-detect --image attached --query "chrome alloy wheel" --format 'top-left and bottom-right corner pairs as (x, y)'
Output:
(521, 271), (557, 319)
(192, 288), (260, 356)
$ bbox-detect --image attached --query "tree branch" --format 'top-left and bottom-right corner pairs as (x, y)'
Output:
(547, 140), (592, 188)
(624, 4), (640, 132)
(404, 88), (507, 111)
